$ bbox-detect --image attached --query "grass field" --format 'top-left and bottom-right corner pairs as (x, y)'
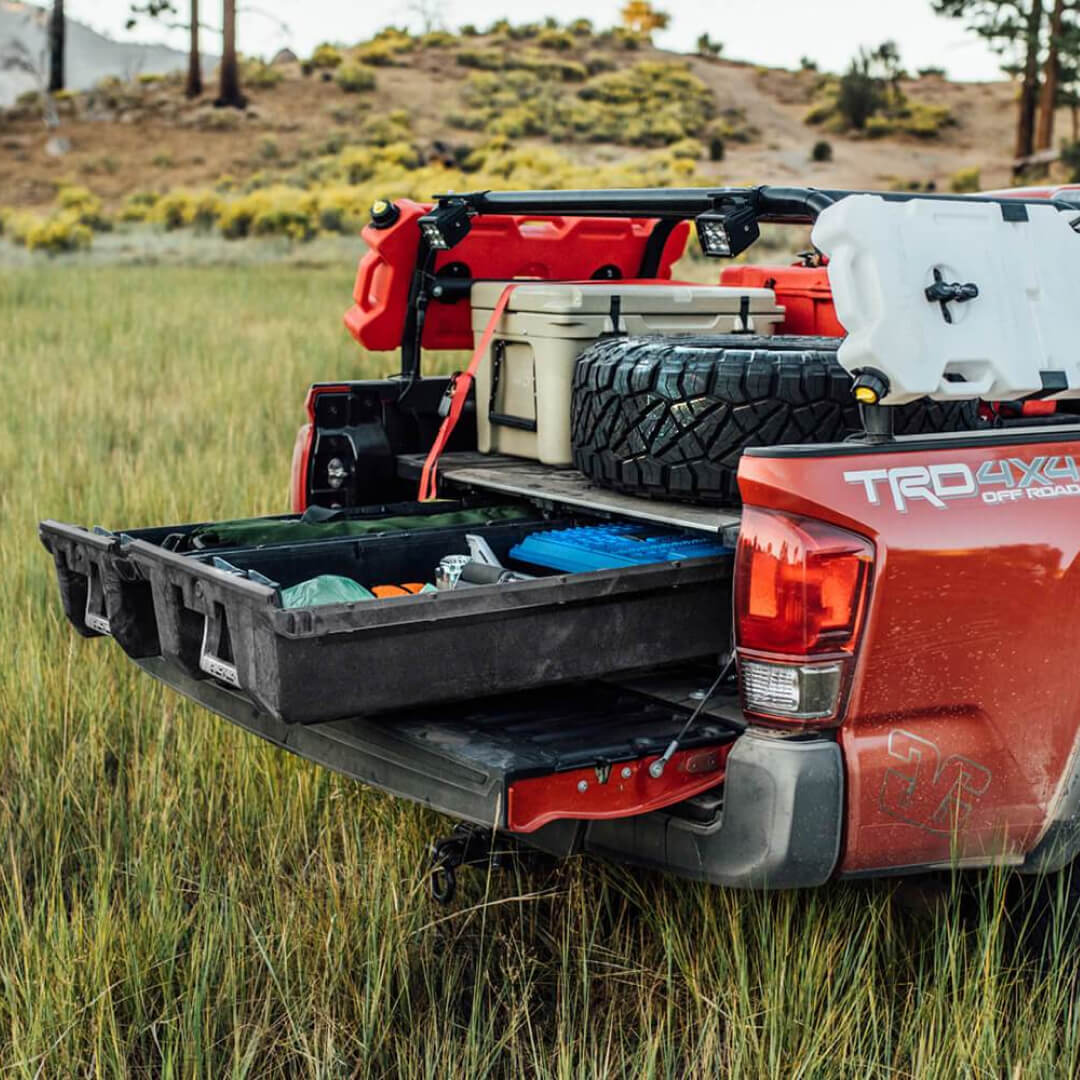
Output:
(5, 264), (1080, 1076)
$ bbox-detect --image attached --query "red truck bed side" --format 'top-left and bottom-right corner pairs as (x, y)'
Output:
(739, 428), (1080, 875)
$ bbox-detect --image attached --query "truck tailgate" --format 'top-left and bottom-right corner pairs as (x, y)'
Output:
(738, 426), (1080, 875)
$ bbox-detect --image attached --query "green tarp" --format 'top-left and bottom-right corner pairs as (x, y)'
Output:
(189, 505), (530, 549)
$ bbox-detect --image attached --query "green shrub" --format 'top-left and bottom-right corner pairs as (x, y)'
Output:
(803, 99), (835, 126)
(456, 49), (505, 70)
(511, 50), (588, 81)
(707, 108), (758, 145)
(150, 189), (222, 231)
(836, 61), (886, 130)
(356, 41), (403, 66)
(895, 101), (953, 137)
(950, 165), (981, 193)
(369, 27), (415, 51)
(420, 30), (457, 48)
(506, 22), (541, 40)
(611, 27), (644, 49)
(25, 212), (93, 253)
(696, 33), (723, 58)
(584, 51), (616, 75)
(119, 191), (159, 222)
(137, 72), (164, 85)
(669, 137), (703, 160)
(568, 18), (594, 36)
(459, 24), (479, 36)
(537, 28), (575, 51)
(811, 139), (832, 162)
(335, 63), (377, 93)
(218, 186), (319, 241)
(357, 109), (412, 147)
(244, 60), (283, 88)
(309, 43), (343, 69)
(55, 185), (111, 231)
(448, 60), (713, 146)
(258, 136), (280, 160)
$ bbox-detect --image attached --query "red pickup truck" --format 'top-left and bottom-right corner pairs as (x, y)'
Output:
(40, 184), (1080, 899)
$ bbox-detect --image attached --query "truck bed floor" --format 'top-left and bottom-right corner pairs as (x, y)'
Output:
(396, 453), (740, 534)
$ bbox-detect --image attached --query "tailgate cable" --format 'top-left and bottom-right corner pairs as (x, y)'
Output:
(418, 282), (518, 502)
(648, 653), (739, 780)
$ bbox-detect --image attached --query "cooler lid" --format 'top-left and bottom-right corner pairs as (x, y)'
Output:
(470, 281), (780, 316)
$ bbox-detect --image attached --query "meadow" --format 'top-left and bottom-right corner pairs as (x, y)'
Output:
(4, 263), (1080, 1075)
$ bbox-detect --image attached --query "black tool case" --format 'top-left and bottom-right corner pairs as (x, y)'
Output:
(40, 501), (733, 725)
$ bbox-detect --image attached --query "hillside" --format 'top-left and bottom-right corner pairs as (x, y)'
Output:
(0, 20), (1061, 251)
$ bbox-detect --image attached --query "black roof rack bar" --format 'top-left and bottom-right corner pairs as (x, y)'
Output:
(432, 185), (1079, 224)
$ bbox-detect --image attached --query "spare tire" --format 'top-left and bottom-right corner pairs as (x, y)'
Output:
(571, 335), (981, 505)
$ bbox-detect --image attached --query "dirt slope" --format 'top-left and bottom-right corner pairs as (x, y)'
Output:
(0, 30), (1041, 212)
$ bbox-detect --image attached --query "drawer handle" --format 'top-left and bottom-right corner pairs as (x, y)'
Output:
(199, 606), (240, 688)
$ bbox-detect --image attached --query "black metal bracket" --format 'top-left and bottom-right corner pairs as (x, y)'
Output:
(428, 823), (516, 905)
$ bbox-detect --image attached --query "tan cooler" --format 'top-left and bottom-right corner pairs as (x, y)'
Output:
(470, 281), (785, 466)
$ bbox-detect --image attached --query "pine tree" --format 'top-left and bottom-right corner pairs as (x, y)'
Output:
(933, 0), (1045, 160)
(215, 0), (245, 108)
(47, 0), (64, 92)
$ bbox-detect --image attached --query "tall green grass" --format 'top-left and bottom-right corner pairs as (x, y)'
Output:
(3, 265), (1080, 1075)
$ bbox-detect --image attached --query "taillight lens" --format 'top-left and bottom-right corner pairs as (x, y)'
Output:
(735, 508), (873, 727)
(735, 508), (873, 656)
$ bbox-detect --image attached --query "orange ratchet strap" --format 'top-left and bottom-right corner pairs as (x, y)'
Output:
(418, 282), (517, 502)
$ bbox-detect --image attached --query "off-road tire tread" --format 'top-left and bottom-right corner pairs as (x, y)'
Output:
(570, 335), (980, 505)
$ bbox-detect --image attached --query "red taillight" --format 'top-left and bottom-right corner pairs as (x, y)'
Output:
(735, 508), (873, 726)
(735, 508), (873, 656)
(730, 507), (872, 725)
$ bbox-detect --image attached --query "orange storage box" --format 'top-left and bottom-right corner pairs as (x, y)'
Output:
(720, 264), (845, 338)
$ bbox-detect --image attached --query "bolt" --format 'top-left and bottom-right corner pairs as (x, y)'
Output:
(621, 766), (632, 779)
(577, 780), (588, 793)
(689, 688), (709, 701)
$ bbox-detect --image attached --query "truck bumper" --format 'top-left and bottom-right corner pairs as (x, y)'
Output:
(571, 730), (844, 889)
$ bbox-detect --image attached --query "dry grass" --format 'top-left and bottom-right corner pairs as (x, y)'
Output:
(3, 264), (1080, 1075)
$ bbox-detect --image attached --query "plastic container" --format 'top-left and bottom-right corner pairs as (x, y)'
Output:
(510, 524), (731, 573)
(811, 193), (1080, 403)
(720, 264), (845, 337)
(343, 200), (691, 352)
(471, 281), (785, 465)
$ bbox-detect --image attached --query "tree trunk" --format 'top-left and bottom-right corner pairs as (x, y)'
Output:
(1036, 0), (1066, 150)
(216, 0), (245, 108)
(1015, 0), (1045, 163)
(186, 0), (202, 98)
(47, 0), (64, 92)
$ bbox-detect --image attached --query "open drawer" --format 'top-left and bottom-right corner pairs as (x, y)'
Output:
(40, 501), (734, 725)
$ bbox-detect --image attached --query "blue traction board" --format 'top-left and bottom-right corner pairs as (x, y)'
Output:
(509, 524), (731, 574)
